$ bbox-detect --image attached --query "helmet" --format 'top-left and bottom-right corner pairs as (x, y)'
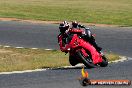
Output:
(72, 21), (78, 28)
(59, 21), (70, 33)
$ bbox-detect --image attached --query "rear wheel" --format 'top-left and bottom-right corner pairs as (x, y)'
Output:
(76, 50), (96, 68)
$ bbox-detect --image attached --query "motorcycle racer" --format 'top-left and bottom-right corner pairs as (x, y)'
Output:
(58, 21), (84, 52)
(58, 21), (102, 53)
(58, 21), (71, 52)
(58, 21), (108, 67)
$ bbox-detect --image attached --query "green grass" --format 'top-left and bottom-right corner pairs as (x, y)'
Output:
(0, 0), (132, 26)
(0, 46), (120, 72)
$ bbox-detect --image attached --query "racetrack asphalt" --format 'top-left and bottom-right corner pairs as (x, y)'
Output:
(0, 21), (132, 57)
(0, 21), (132, 88)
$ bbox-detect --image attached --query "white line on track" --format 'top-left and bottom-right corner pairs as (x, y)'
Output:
(15, 47), (24, 49)
(109, 56), (127, 63)
(3, 46), (11, 48)
(45, 49), (53, 50)
(31, 48), (38, 49)
(0, 69), (47, 75)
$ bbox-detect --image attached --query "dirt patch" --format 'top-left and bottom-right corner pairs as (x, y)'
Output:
(0, 17), (119, 27)
(0, 49), (12, 53)
(0, 18), (61, 24)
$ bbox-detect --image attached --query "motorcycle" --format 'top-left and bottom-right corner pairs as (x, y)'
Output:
(58, 29), (108, 68)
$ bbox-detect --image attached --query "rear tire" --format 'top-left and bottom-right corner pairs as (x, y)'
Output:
(76, 51), (96, 68)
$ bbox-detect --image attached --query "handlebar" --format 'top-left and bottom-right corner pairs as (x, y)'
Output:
(78, 24), (86, 28)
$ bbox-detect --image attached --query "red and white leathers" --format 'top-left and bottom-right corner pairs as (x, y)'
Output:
(58, 28), (83, 52)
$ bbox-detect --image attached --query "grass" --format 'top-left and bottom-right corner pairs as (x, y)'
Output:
(105, 52), (121, 62)
(0, 0), (132, 26)
(0, 46), (121, 72)
(0, 46), (69, 72)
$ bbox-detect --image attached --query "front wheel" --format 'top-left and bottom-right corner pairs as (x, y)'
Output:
(76, 50), (96, 68)
(99, 55), (108, 67)
(69, 55), (79, 66)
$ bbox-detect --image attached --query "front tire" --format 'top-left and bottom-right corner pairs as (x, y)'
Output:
(76, 51), (96, 68)
(99, 55), (108, 67)
(69, 55), (78, 66)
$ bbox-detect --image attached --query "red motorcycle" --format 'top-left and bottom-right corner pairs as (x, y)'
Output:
(58, 29), (108, 68)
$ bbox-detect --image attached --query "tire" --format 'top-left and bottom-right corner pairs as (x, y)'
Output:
(76, 51), (96, 68)
(69, 55), (78, 66)
(99, 55), (108, 67)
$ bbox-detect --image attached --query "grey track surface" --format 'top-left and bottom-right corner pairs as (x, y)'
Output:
(0, 60), (132, 88)
(0, 21), (132, 57)
(0, 21), (132, 88)
(0, 21), (59, 49)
